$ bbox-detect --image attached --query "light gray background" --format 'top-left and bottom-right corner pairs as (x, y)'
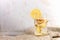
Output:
(0, 0), (60, 32)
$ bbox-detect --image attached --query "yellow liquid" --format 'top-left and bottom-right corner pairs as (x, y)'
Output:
(34, 19), (48, 36)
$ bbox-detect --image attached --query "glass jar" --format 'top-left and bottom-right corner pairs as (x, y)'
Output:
(34, 18), (48, 36)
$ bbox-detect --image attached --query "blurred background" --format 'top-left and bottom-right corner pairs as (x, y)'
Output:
(0, 0), (60, 35)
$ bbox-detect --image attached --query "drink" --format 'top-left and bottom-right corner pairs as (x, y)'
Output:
(34, 18), (48, 36)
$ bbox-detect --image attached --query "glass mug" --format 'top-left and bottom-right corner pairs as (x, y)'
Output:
(34, 18), (48, 36)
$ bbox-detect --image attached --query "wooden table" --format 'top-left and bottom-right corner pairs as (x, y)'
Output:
(0, 34), (51, 40)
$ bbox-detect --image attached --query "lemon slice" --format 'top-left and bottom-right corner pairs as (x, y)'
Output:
(30, 9), (42, 19)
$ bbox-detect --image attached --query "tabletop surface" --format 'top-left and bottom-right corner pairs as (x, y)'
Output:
(0, 27), (60, 40)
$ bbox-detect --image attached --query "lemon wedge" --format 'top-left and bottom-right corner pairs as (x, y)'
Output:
(30, 9), (42, 19)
